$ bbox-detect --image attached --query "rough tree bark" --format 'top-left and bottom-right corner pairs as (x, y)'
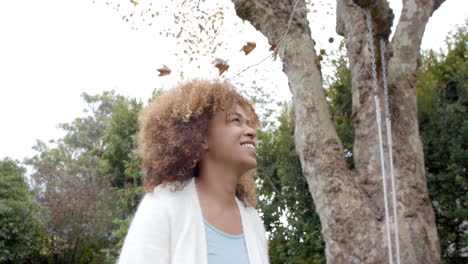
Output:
(232, 0), (444, 263)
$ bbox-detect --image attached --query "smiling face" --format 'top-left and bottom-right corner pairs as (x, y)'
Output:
(202, 104), (257, 174)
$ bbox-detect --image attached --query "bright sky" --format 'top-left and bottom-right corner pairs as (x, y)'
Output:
(0, 0), (466, 162)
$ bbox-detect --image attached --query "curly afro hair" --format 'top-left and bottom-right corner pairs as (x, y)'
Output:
(137, 79), (260, 207)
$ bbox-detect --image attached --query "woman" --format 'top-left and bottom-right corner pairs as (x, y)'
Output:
(118, 79), (270, 264)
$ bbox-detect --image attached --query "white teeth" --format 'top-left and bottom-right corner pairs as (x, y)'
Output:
(241, 143), (255, 150)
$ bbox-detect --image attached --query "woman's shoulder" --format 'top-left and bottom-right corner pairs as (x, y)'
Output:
(242, 204), (265, 228)
(244, 206), (262, 220)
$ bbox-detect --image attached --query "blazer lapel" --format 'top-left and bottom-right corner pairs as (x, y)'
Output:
(190, 177), (208, 264)
(236, 197), (263, 264)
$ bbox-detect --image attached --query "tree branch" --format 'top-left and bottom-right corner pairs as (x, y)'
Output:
(390, 0), (447, 73)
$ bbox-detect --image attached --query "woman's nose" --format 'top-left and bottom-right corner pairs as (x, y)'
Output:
(245, 126), (257, 138)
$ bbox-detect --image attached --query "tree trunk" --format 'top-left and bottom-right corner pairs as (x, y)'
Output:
(232, 0), (443, 263)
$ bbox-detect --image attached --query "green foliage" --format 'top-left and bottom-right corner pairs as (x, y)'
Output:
(98, 93), (150, 262)
(53, 89), (153, 263)
(58, 92), (117, 152)
(100, 96), (143, 188)
(325, 40), (354, 168)
(256, 102), (325, 264)
(24, 91), (142, 264)
(0, 158), (46, 263)
(234, 76), (282, 130)
(417, 25), (467, 263)
(100, 187), (141, 264)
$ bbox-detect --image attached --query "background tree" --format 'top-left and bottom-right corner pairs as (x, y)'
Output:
(23, 88), (165, 263)
(257, 102), (325, 264)
(416, 25), (467, 263)
(100, 96), (143, 189)
(25, 92), (124, 264)
(325, 41), (354, 169)
(0, 158), (45, 263)
(98, 92), (150, 263)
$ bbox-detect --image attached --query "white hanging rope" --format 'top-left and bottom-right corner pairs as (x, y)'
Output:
(365, 8), (395, 264)
(380, 38), (401, 264)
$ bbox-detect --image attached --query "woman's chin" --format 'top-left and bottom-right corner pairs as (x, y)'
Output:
(243, 160), (257, 171)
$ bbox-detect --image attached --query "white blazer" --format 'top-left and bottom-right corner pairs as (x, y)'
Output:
(117, 177), (270, 264)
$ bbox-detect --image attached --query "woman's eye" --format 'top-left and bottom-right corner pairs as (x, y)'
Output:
(232, 118), (241, 123)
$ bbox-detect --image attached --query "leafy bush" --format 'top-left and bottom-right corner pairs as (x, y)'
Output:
(0, 158), (46, 263)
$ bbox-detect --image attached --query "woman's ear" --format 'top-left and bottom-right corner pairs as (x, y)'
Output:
(201, 139), (209, 150)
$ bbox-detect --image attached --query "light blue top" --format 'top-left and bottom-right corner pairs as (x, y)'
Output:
(204, 219), (250, 264)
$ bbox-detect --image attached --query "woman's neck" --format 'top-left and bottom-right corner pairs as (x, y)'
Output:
(195, 162), (240, 210)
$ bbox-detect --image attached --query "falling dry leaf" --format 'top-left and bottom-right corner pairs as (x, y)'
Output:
(198, 24), (205, 32)
(157, 65), (171, 76)
(212, 58), (229, 76)
(176, 28), (182, 38)
(269, 44), (277, 51)
(272, 48), (279, 61)
(268, 44), (279, 60)
(240, 42), (256, 55)
(130, 0), (139, 7)
(320, 49), (326, 55)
